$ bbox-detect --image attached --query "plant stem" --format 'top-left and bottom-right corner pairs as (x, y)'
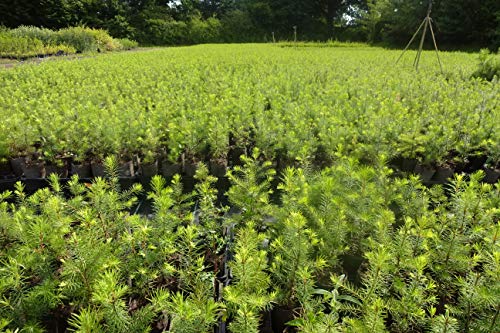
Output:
(365, 266), (380, 303)
(489, 304), (499, 333)
(443, 230), (457, 268)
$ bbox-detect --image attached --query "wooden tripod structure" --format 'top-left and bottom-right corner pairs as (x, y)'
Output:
(396, 0), (443, 73)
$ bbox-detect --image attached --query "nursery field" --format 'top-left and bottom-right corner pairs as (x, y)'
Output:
(0, 44), (499, 178)
(0, 44), (499, 333)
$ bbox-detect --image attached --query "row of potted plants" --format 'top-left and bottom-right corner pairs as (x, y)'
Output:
(1, 148), (499, 189)
(0, 152), (498, 332)
(0, 45), (498, 175)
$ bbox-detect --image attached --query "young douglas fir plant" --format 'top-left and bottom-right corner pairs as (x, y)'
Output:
(227, 148), (276, 227)
(270, 211), (326, 310)
(224, 223), (275, 333)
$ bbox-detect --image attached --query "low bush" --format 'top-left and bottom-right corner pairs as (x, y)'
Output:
(116, 38), (139, 50)
(472, 48), (500, 81)
(188, 16), (221, 44)
(9, 25), (56, 44)
(88, 28), (122, 51)
(277, 40), (370, 48)
(0, 32), (75, 58)
(0, 33), (42, 58)
(140, 19), (188, 45)
(55, 27), (98, 53)
(137, 16), (222, 45)
(0, 26), (138, 59)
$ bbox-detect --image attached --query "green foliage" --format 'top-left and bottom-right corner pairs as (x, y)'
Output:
(360, 0), (500, 48)
(227, 149), (276, 226)
(0, 30), (75, 58)
(115, 38), (138, 50)
(0, 25), (137, 59)
(55, 27), (98, 53)
(278, 40), (370, 48)
(0, 32), (499, 333)
(472, 49), (500, 81)
(188, 16), (221, 44)
(1, 44), (497, 168)
(225, 224), (275, 333)
(136, 15), (222, 46)
(0, 161), (499, 331)
(68, 307), (104, 332)
(87, 28), (121, 52)
(139, 19), (188, 45)
(150, 287), (221, 333)
(0, 0), (497, 48)
(271, 211), (326, 306)
(9, 26), (55, 45)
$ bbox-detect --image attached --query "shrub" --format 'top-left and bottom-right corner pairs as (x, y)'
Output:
(188, 17), (221, 44)
(0, 32), (75, 58)
(88, 28), (121, 51)
(472, 48), (500, 81)
(138, 17), (221, 45)
(141, 19), (188, 45)
(220, 9), (259, 43)
(0, 32), (40, 58)
(1, 26), (138, 56)
(43, 44), (76, 55)
(9, 25), (56, 44)
(116, 38), (139, 50)
(55, 27), (98, 53)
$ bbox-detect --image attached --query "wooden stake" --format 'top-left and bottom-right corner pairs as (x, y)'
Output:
(396, 0), (443, 73)
(396, 18), (426, 65)
(414, 17), (429, 71)
(429, 18), (443, 74)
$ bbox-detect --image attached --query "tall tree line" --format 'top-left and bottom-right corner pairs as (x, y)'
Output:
(0, 0), (498, 48)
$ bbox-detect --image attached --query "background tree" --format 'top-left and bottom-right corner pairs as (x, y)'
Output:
(360, 0), (500, 48)
(0, 0), (497, 48)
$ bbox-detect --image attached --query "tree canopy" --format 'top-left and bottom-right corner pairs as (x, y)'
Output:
(1, 0), (498, 48)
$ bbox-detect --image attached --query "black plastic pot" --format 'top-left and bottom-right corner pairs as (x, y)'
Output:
(91, 162), (105, 177)
(45, 165), (68, 178)
(259, 311), (274, 333)
(182, 162), (197, 177)
(271, 307), (295, 333)
(342, 253), (365, 285)
(483, 168), (500, 184)
(71, 163), (93, 178)
(23, 162), (44, 179)
(431, 166), (455, 183)
(209, 160), (227, 178)
(118, 178), (136, 190)
(388, 156), (403, 170)
(18, 178), (50, 194)
(182, 176), (196, 194)
(118, 161), (135, 178)
(10, 157), (25, 177)
(227, 147), (245, 167)
(414, 164), (435, 182)
(464, 155), (487, 173)
(0, 161), (13, 178)
(161, 161), (181, 178)
(140, 161), (159, 178)
(0, 179), (17, 193)
(401, 158), (418, 172)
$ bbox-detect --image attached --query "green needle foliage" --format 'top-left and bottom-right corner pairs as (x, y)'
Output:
(1, 45), (497, 172)
(227, 149), (276, 226)
(0, 162), (498, 332)
(225, 223), (275, 333)
(270, 211), (326, 308)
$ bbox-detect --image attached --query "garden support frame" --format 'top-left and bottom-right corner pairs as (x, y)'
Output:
(396, 0), (443, 74)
